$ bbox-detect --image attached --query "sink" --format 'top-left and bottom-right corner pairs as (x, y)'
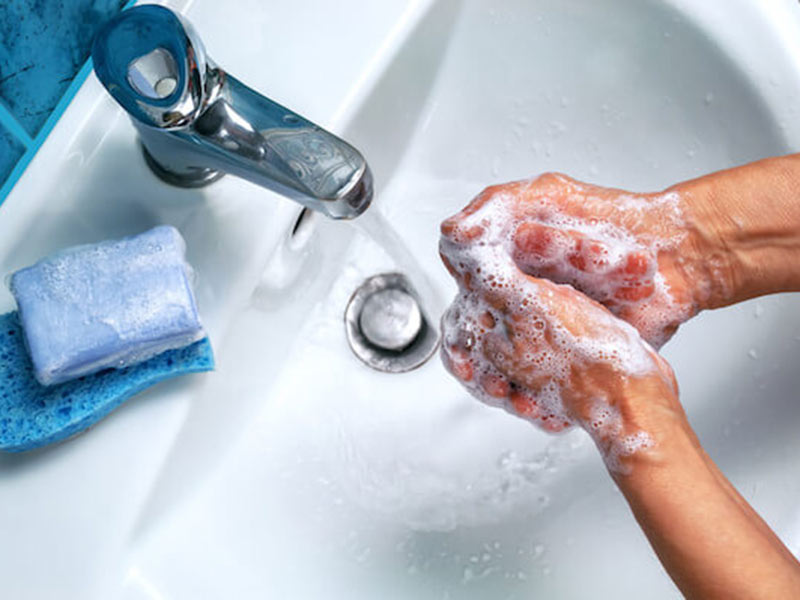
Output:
(2, 0), (800, 598)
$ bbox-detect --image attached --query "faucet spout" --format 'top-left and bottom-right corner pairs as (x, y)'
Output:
(92, 5), (372, 219)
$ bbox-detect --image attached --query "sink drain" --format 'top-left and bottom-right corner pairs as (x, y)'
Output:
(345, 273), (439, 373)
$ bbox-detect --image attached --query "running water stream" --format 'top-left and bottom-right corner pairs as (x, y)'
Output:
(348, 209), (446, 323)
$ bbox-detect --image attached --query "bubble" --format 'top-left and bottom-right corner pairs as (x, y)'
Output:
(440, 184), (667, 470)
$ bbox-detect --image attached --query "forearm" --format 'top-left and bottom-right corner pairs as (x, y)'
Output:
(609, 392), (800, 599)
(672, 154), (800, 307)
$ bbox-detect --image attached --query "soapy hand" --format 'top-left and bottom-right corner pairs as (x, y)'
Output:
(440, 193), (679, 469)
(441, 158), (800, 597)
(443, 173), (718, 348)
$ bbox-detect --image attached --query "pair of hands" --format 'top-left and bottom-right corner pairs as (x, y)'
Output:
(439, 173), (728, 465)
(438, 159), (800, 598)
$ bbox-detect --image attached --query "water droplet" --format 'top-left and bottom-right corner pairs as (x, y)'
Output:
(497, 450), (516, 468)
(704, 92), (714, 105)
(748, 348), (758, 360)
(754, 305), (764, 318)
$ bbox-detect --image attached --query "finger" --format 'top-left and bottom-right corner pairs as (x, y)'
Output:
(439, 251), (477, 291)
(480, 373), (510, 399)
(511, 385), (571, 431)
(613, 250), (652, 280)
(538, 414), (571, 432)
(440, 219), (485, 244)
(614, 282), (655, 302)
(440, 184), (508, 242)
(568, 238), (614, 274)
(483, 330), (516, 373)
(509, 388), (541, 418)
(464, 184), (504, 216)
(484, 328), (551, 392)
(513, 222), (572, 261)
(442, 344), (474, 382)
(440, 252), (459, 278)
(478, 310), (496, 330)
(514, 222), (622, 280)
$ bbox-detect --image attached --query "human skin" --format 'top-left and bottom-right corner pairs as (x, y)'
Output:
(440, 154), (800, 599)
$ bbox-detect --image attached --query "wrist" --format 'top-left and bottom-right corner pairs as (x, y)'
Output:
(580, 372), (692, 475)
(671, 155), (800, 308)
(609, 395), (702, 486)
(665, 178), (740, 311)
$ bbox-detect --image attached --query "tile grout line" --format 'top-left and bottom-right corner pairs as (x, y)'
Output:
(0, 98), (33, 148)
(0, 60), (94, 207)
(0, 0), (140, 209)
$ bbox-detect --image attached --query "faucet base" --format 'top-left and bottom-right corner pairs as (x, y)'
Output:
(141, 143), (225, 188)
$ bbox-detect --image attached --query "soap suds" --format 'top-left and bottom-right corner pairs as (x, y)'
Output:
(440, 179), (675, 471)
(505, 181), (692, 349)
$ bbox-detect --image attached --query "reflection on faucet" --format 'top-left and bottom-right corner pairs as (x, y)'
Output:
(92, 5), (372, 219)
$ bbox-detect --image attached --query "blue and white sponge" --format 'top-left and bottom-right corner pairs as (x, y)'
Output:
(0, 311), (213, 452)
(9, 225), (205, 386)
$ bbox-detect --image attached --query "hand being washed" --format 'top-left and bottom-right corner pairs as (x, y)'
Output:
(440, 210), (679, 468)
(439, 155), (800, 600)
(442, 172), (730, 348)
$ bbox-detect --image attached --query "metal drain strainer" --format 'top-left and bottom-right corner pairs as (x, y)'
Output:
(345, 273), (439, 373)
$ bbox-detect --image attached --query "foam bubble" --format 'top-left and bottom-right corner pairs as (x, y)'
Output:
(440, 182), (670, 471)
(581, 400), (655, 473)
(472, 181), (694, 349)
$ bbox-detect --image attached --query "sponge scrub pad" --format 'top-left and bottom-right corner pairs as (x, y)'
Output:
(0, 311), (214, 452)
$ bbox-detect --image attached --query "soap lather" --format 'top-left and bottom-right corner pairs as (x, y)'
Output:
(9, 225), (206, 386)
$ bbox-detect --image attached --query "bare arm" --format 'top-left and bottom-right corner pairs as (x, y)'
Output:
(671, 153), (800, 307)
(439, 155), (800, 598)
(620, 154), (800, 597)
(612, 382), (800, 599)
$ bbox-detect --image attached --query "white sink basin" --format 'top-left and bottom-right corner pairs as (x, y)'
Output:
(3, 1), (800, 598)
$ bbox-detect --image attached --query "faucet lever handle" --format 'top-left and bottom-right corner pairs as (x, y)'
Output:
(93, 5), (211, 129)
(93, 5), (373, 219)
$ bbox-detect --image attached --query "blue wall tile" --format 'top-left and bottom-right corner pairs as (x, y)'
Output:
(0, 0), (127, 137)
(0, 123), (25, 183)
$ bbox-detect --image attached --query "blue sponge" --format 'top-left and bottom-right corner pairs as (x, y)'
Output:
(9, 225), (205, 386)
(0, 311), (214, 452)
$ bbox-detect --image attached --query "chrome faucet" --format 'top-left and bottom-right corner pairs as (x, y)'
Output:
(92, 5), (372, 219)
